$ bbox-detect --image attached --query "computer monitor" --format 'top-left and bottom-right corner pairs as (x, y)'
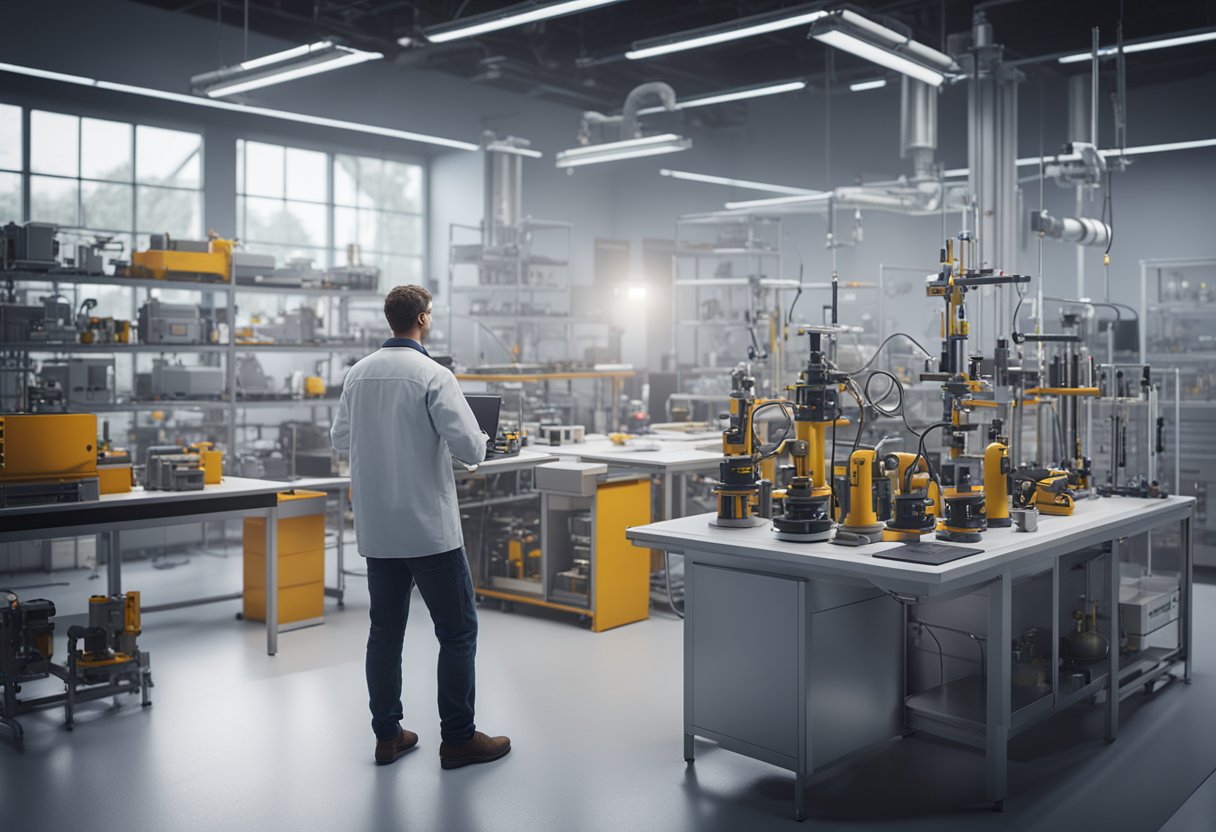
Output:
(464, 394), (502, 441)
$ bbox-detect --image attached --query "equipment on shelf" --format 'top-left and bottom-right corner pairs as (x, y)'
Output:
(1, 222), (59, 271)
(536, 423), (585, 446)
(325, 263), (379, 291)
(1119, 575), (1180, 652)
(31, 357), (116, 410)
(96, 419), (134, 495)
(244, 307), (322, 345)
(1062, 599), (1109, 664)
(75, 299), (131, 345)
(149, 358), (224, 399)
(143, 445), (206, 491)
(121, 233), (233, 282)
(28, 294), (77, 343)
(138, 300), (205, 345)
(235, 354), (277, 399)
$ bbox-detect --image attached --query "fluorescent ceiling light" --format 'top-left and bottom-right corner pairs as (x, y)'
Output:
(723, 192), (833, 210)
(191, 41), (382, 98)
(660, 168), (819, 195)
(485, 141), (544, 159)
(1058, 29), (1216, 63)
(849, 78), (887, 91)
(942, 137), (1216, 177)
(813, 28), (945, 87)
(555, 133), (691, 168)
(626, 8), (827, 60)
(0, 60), (477, 152)
(425, 0), (625, 43)
(637, 80), (806, 115)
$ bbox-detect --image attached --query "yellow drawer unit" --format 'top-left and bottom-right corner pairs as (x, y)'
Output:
(242, 489), (326, 626)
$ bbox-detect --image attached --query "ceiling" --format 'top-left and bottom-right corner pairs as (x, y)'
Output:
(139, 0), (1216, 115)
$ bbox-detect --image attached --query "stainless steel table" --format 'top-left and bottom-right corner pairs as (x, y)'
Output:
(0, 477), (289, 655)
(626, 495), (1195, 819)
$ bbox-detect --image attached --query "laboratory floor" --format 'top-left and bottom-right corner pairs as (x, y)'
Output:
(1, 550), (1214, 832)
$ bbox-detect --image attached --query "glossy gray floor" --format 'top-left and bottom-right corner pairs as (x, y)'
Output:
(1, 552), (1214, 832)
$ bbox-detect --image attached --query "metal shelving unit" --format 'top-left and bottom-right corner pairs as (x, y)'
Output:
(1, 266), (379, 464)
(1140, 256), (1216, 566)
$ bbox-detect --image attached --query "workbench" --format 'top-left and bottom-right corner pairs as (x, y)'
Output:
(626, 495), (1195, 820)
(0, 477), (290, 655)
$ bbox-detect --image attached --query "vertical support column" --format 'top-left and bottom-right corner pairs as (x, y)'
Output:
(794, 578), (810, 823)
(1183, 514), (1193, 683)
(683, 554), (695, 764)
(1105, 537), (1120, 742)
(104, 531), (122, 597)
(264, 502), (279, 655)
(985, 572), (1011, 810)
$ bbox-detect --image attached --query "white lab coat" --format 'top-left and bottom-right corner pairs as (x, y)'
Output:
(331, 346), (486, 557)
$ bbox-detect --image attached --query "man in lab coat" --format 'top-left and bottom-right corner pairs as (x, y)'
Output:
(332, 284), (511, 768)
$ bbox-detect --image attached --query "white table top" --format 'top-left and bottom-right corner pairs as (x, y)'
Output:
(0, 475), (288, 521)
(627, 495), (1194, 595)
(549, 439), (723, 473)
(455, 448), (559, 478)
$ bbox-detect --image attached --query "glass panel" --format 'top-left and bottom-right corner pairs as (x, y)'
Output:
(356, 157), (384, 209)
(82, 181), (133, 230)
(242, 197), (326, 246)
(81, 118), (133, 182)
(333, 154), (357, 206)
(333, 206), (358, 251)
(242, 242), (328, 270)
(242, 140), (284, 198)
(356, 208), (379, 251)
(30, 110), (79, 177)
(379, 212), (422, 253)
(378, 254), (421, 286)
(282, 199), (326, 246)
(136, 186), (201, 237)
(285, 147), (327, 203)
(30, 175), (78, 225)
(135, 125), (201, 188)
(0, 103), (21, 171)
(236, 139), (245, 195)
(0, 171), (21, 223)
(381, 161), (423, 213)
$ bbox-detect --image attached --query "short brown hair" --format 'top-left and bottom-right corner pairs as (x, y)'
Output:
(384, 284), (432, 334)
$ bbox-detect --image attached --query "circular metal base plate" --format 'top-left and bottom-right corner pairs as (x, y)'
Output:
(936, 529), (983, 543)
(709, 516), (766, 528)
(773, 528), (834, 543)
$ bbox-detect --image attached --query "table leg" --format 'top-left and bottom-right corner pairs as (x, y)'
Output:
(1105, 538), (1120, 742)
(683, 732), (694, 763)
(794, 772), (808, 822)
(265, 503), (279, 656)
(985, 572), (1011, 810)
(1183, 515), (1193, 683)
(335, 488), (346, 606)
(663, 472), (673, 521)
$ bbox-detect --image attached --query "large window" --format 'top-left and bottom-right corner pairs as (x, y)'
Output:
(0, 104), (20, 223)
(23, 109), (202, 261)
(236, 140), (424, 286)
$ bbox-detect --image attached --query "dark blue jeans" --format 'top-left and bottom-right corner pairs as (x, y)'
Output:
(365, 548), (478, 743)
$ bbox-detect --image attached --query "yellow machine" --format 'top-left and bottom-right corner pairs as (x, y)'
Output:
(77, 592), (141, 667)
(303, 376), (327, 398)
(1034, 468), (1076, 516)
(881, 452), (940, 542)
(122, 233), (233, 282)
(75, 299), (131, 344)
(188, 441), (223, 485)
(711, 366), (784, 528)
(243, 490), (326, 625)
(836, 449), (886, 543)
(984, 440), (1012, 527)
(0, 413), (102, 504)
(936, 467), (988, 543)
(506, 528), (541, 580)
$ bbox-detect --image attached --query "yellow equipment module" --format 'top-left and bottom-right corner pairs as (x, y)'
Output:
(591, 477), (652, 633)
(984, 441), (1012, 527)
(242, 490), (326, 625)
(0, 413), (97, 483)
(125, 236), (233, 282)
(303, 376), (327, 398)
(189, 441), (223, 485)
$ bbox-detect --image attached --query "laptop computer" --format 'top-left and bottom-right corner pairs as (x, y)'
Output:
(465, 394), (519, 459)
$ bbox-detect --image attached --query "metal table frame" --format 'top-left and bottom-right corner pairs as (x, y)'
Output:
(627, 495), (1195, 820)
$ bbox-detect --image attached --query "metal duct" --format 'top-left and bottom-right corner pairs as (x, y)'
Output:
(621, 82), (676, 140)
(1030, 210), (1111, 247)
(1067, 75), (1091, 144)
(900, 78), (938, 179)
(481, 131), (523, 247)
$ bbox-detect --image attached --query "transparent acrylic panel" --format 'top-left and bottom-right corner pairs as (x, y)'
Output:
(333, 154), (358, 206)
(333, 205), (358, 250)
(285, 147), (327, 203)
(81, 118), (133, 182)
(0, 103), (21, 171)
(379, 211), (423, 254)
(30, 174), (78, 225)
(82, 180), (134, 231)
(30, 110), (79, 177)
(0, 171), (21, 223)
(381, 160), (422, 213)
(136, 186), (201, 237)
(135, 125), (201, 188)
(242, 140), (284, 198)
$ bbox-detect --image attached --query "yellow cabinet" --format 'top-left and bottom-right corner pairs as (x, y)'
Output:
(243, 490), (325, 625)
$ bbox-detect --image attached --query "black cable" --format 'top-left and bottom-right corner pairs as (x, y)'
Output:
(864, 370), (904, 420)
(920, 621), (946, 686)
(1043, 296), (1121, 321)
(843, 332), (935, 377)
(751, 401), (793, 460)
(904, 422), (951, 493)
(786, 262), (804, 325)
(1104, 167), (1115, 256)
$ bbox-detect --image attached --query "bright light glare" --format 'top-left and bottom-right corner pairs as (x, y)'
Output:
(206, 51), (381, 97)
(626, 10), (827, 60)
(638, 80), (806, 115)
(1058, 30), (1216, 63)
(426, 0), (623, 43)
(659, 168), (819, 195)
(849, 78), (887, 91)
(813, 29), (944, 87)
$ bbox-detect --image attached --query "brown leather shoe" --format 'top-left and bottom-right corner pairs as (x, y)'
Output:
(374, 729), (419, 765)
(439, 731), (511, 769)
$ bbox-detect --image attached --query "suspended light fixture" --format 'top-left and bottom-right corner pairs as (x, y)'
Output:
(809, 10), (957, 88)
(1058, 29), (1216, 63)
(555, 133), (691, 168)
(626, 6), (827, 60)
(637, 79), (806, 115)
(424, 0), (626, 44)
(191, 40), (382, 98)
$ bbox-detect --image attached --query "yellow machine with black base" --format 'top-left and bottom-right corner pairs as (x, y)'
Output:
(711, 365), (786, 528)
(1032, 467), (1076, 516)
(772, 326), (846, 543)
(984, 427), (1012, 528)
(832, 449), (892, 546)
(121, 232), (234, 282)
(881, 452), (939, 542)
(936, 466), (988, 543)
